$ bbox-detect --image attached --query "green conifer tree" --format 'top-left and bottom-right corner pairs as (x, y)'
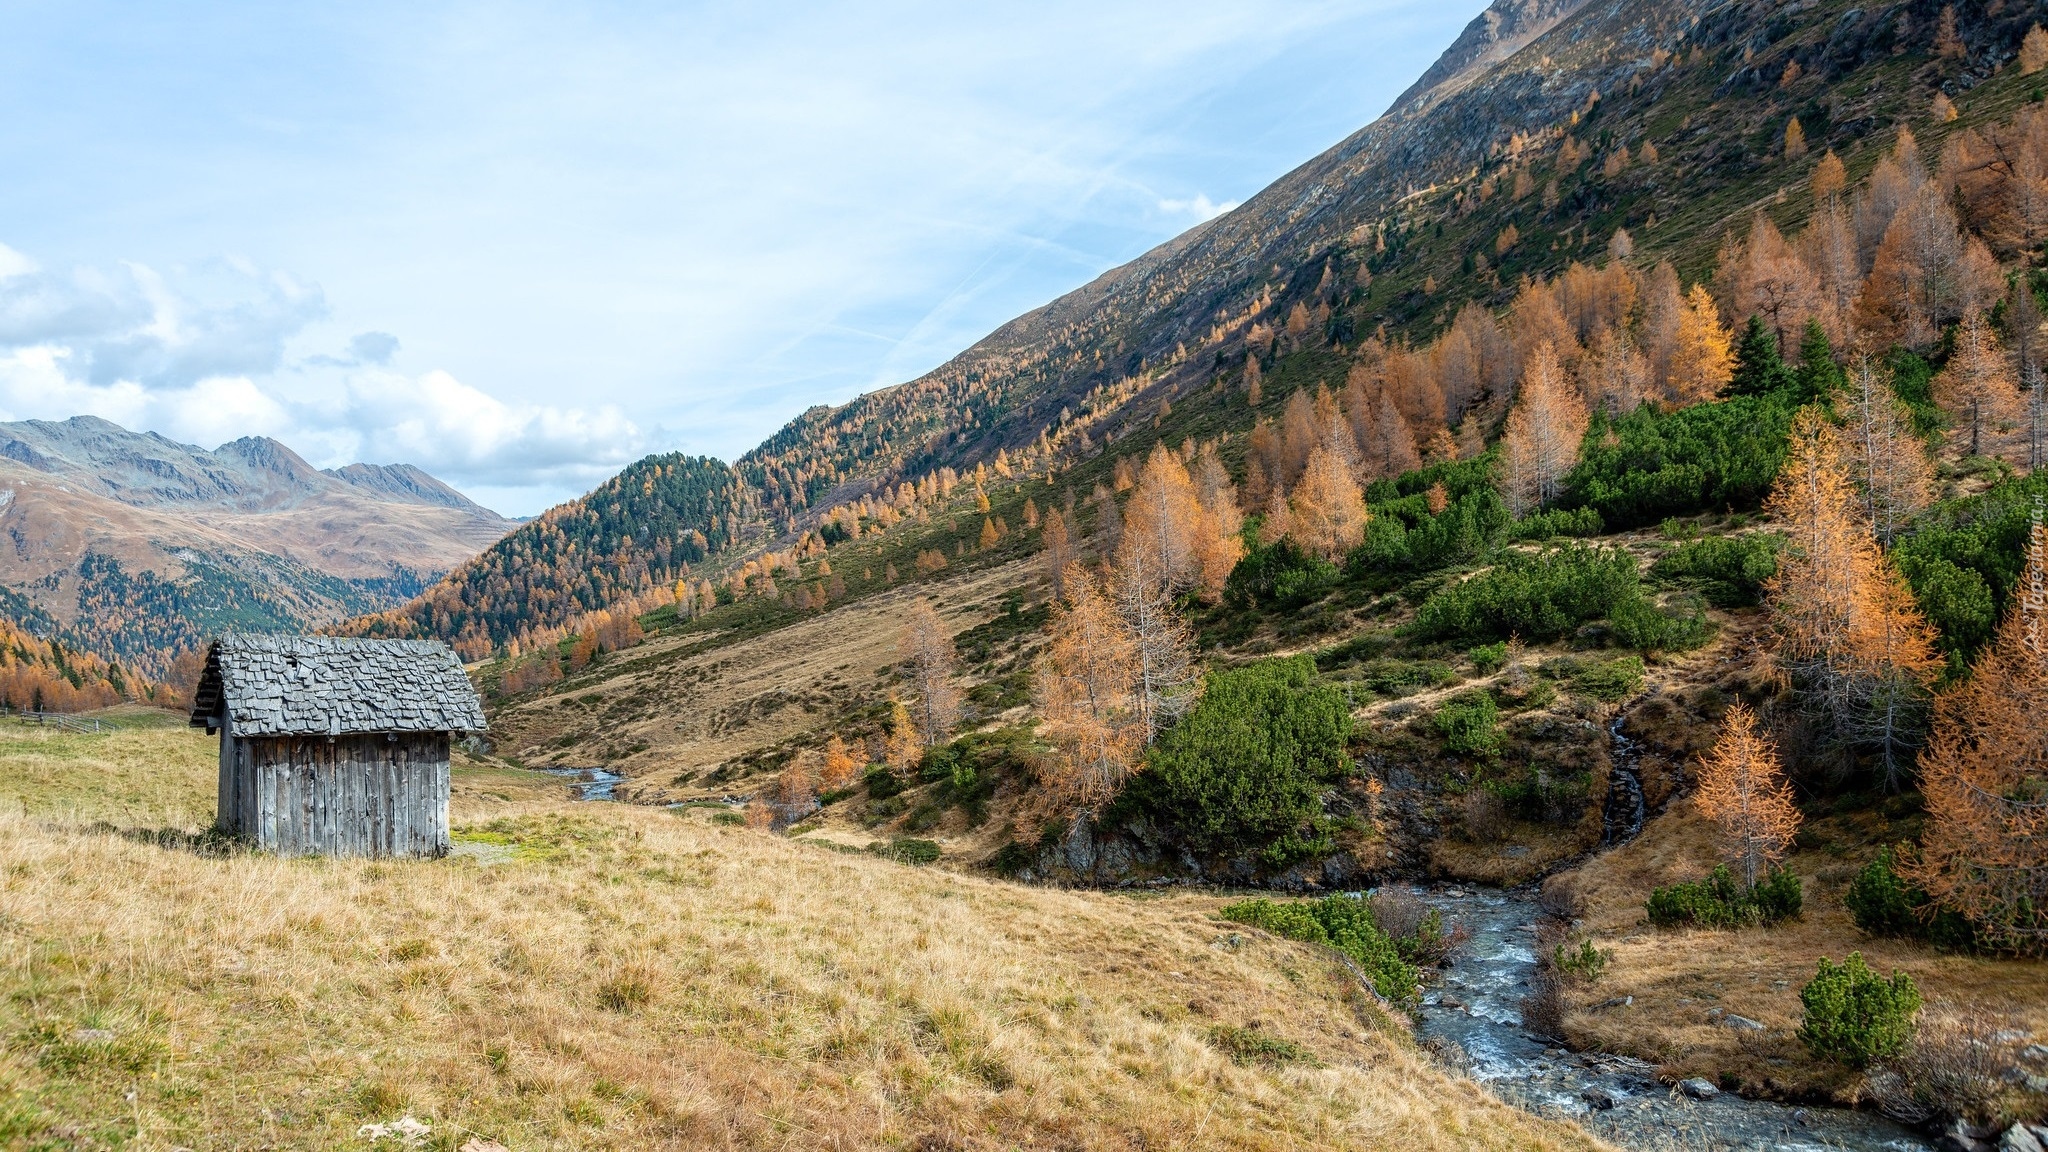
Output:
(1726, 315), (1797, 397)
(1795, 320), (1846, 404)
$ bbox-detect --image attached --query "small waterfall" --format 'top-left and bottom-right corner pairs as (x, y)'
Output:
(1600, 712), (1646, 846)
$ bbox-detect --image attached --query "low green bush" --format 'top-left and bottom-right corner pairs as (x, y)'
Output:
(1511, 506), (1604, 541)
(863, 765), (907, 800)
(1799, 952), (1921, 1067)
(1649, 534), (1782, 608)
(1135, 656), (1351, 864)
(1482, 763), (1592, 825)
(1606, 591), (1714, 653)
(1207, 1024), (1316, 1066)
(1646, 865), (1802, 928)
(1352, 659), (1456, 698)
(1893, 471), (2048, 670)
(868, 837), (941, 865)
(1554, 939), (1610, 983)
(1845, 845), (1979, 951)
(1567, 655), (1644, 702)
(1433, 692), (1500, 757)
(916, 726), (1035, 826)
(1411, 544), (1640, 644)
(1227, 537), (1341, 609)
(1468, 641), (1509, 675)
(1565, 395), (1794, 529)
(1218, 896), (1419, 1002)
(1845, 845), (1922, 938)
(1411, 544), (1708, 652)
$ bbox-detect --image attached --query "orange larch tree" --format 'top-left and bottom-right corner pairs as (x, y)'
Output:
(1190, 442), (1246, 602)
(1106, 534), (1201, 741)
(1040, 507), (1075, 600)
(1694, 702), (1804, 890)
(1934, 313), (2023, 459)
(1287, 444), (1370, 562)
(1842, 358), (1935, 546)
(1766, 408), (1879, 722)
(899, 598), (962, 748)
(885, 697), (923, 770)
(1498, 341), (1589, 516)
(1119, 442), (1202, 595)
(1859, 182), (2001, 350)
(819, 734), (862, 791)
(1665, 284), (1737, 404)
(1910, 518), (2048, 951)
(1844, 559), (1945, 791)
(1032, 564), (1147, 813)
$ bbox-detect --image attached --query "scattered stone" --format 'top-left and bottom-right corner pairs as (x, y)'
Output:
(1439, 997), (1466, 1010)
(1677, 1078), (1720, 1100)
(1591, 995), (1633, 1010)
(1993, 1029), (2035, 1045)
(1718, 1014), (1766, 1032)
(2002, 1124), (2047, 1152)
(2022, 1044), (2048, 1065)
(1580, 1086), (1617, 1110)
(69, 1028), (114, 1044)
(1940, 1118), (2001, 1152)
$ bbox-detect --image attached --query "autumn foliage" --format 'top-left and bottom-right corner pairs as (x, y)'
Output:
(1033, 564), (1148, 813)
(899, 598), (962, 750)
(1694, 703), (1803, 890)
(1911, 518), (2048, 951)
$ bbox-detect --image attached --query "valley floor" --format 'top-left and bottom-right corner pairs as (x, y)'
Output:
(1556, 798), (2048, 1106)
(0, 713), (1605, 1151)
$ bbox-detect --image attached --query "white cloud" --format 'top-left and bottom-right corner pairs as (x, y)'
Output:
(0, 244), (37, 281)
(1157, 193), (1239, 222)
(0, 245), (644, 513)
(0, 1), (1482, 514)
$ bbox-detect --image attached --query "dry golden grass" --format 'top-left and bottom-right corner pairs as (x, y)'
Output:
(490, 556), (1036, 802)
(0, 723), (1608, 1150)
(1429, 820), (1591, 887)
(1559, 800), (2048, 1101)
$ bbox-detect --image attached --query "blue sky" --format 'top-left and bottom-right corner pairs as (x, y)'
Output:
(0, 0), (1484, 515)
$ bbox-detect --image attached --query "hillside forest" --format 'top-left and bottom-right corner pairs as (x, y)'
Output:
(458, 75), (2048, 1134)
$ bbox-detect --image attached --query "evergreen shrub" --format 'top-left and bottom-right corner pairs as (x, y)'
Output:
(1799, 953), (1921, 1067)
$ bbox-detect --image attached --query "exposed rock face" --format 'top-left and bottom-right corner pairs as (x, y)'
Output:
(0, 416), (514, 673)
(1388, 0), (1594, 116)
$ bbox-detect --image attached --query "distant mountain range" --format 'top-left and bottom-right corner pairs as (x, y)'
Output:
(0, 416), (515, 675)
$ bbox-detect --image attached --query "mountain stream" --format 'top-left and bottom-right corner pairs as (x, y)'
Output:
(1400, 883), (1932, 1151)
(1392, 714), (1929, 1151)
(538, 765), (624, 801)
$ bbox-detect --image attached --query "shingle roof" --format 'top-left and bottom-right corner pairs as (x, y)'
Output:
(188, 634), (487, 737)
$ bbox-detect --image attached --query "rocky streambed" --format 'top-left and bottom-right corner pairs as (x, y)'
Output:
(1401, 883), (1932, 1152)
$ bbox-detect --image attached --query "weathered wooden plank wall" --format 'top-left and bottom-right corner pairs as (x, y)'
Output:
(216, 732), (450, 857)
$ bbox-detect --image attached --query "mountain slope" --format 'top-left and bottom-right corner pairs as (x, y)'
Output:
(354, 0), (2045, 657)
(0, 416), (515, 673)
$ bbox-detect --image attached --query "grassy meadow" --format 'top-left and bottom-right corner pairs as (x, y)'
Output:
(0, 713), (1607, 1151)
(1559, 798), (2048, 1102)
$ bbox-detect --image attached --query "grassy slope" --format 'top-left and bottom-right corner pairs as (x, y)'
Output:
(0, 718), (1608, 1151)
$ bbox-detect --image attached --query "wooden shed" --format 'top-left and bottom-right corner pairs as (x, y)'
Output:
(189, 635), (487, 857)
